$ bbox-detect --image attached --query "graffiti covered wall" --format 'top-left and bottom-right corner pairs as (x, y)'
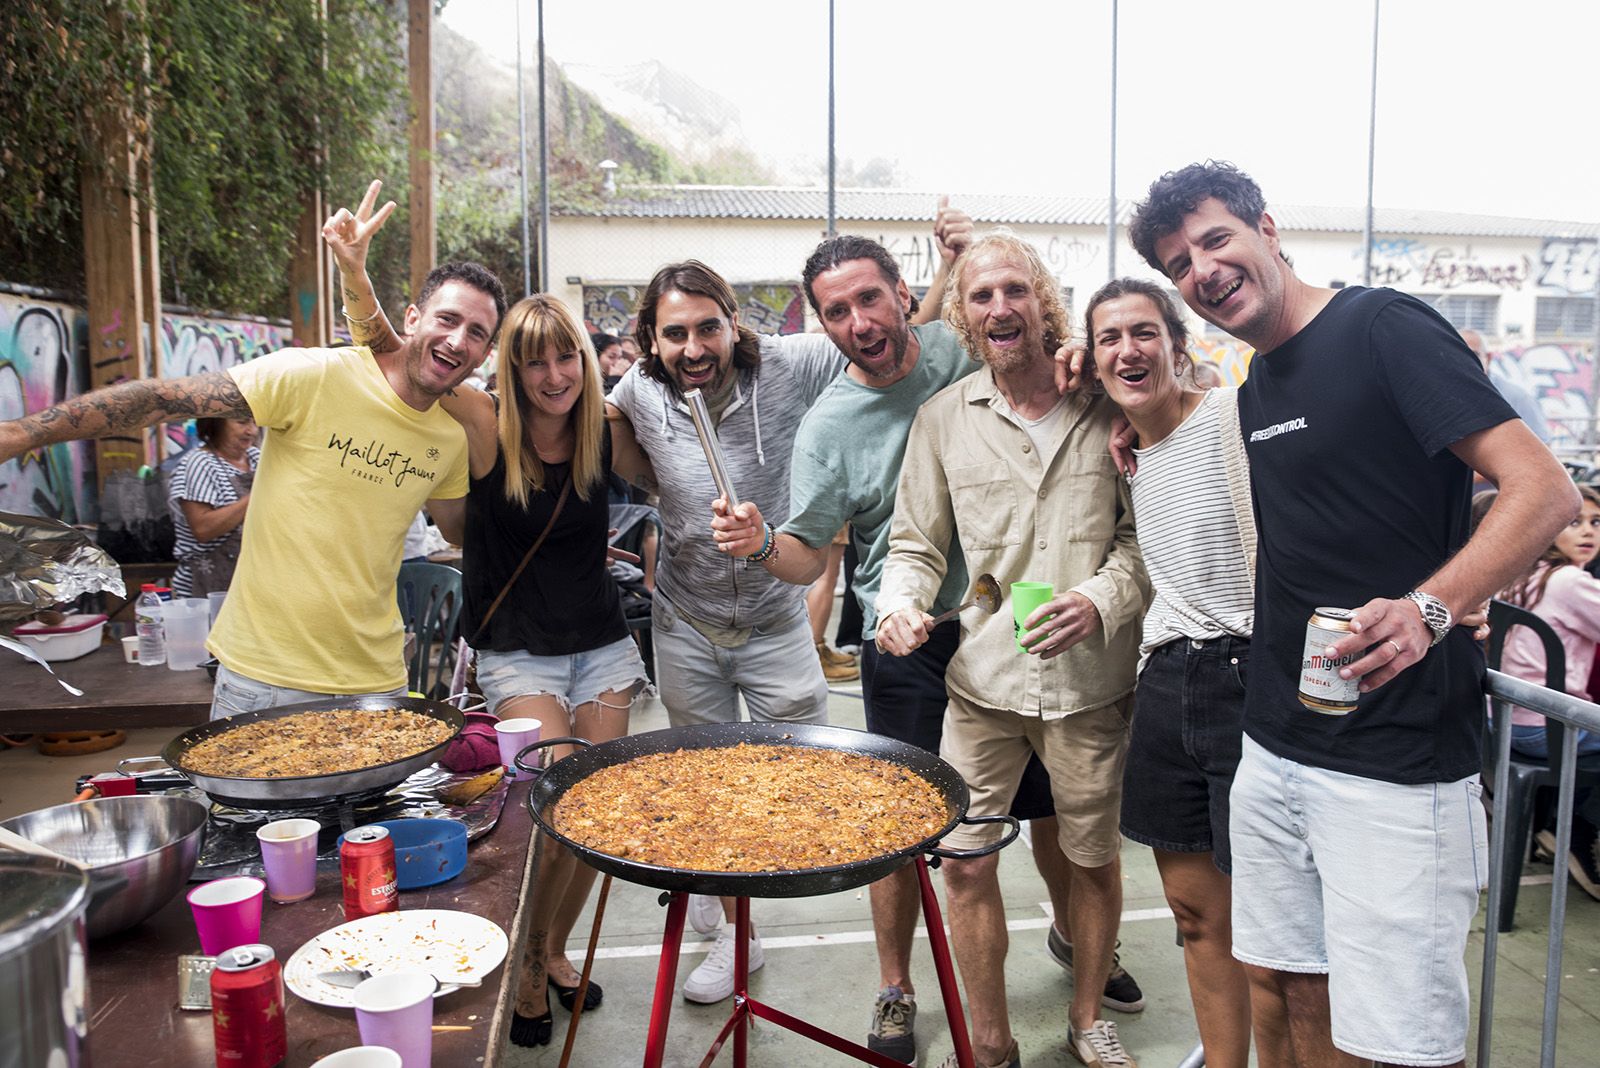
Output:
(1493, 342), (1597, 444)
(0, 292), (291, 519)
(583, 283), (805, 340)
(0, 298), (94, 521)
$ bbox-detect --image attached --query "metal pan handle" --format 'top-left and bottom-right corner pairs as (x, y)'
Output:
(115, 755), (173, 776)
(514, 736), (594, 777)
(925, 814), (1021, 860)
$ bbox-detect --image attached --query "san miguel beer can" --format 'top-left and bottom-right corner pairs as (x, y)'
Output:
(1299, 607), (1361, 715)
(210, 944), (286, 1068)
(341, 825), (398, 919)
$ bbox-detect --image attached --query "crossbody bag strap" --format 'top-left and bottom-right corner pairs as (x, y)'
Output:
(1215, 387), (1257, 590)
(468, 474), (574, 646)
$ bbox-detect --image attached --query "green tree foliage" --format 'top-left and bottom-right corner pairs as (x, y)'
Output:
(0, 0), (405, 315)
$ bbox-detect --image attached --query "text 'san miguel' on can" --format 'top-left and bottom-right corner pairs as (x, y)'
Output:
(210, 944), (286, 1068)
(341, 824), (398, 919)
(1299, 607), (1362, 715)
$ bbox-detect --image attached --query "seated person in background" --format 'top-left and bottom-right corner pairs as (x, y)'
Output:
(170, 415), (260, 596)
(1495, 484), (1600, 900)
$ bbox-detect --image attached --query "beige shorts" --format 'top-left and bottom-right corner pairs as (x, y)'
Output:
(938, 690), (1132, 866)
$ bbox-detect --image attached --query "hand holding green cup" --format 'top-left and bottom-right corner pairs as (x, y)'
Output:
(1012, 581), (1054, 653)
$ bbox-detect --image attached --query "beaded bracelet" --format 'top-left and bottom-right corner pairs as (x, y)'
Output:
(746, 523), (779, 563)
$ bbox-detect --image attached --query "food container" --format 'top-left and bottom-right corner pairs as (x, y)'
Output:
(353, 819), (469, 890)
(11, 612), (107, 662)
(0, 854), (91, 1068)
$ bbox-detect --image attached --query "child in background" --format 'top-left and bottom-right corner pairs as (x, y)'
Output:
(1498, 484), (1600, 899)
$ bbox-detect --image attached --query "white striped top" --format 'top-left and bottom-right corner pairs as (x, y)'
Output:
(169, 446), (259, 595)
(1128, 388), (1255, 666)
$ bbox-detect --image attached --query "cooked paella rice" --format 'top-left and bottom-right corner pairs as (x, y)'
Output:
(552, 743), (950, 871)
(181, 709), (454, 778)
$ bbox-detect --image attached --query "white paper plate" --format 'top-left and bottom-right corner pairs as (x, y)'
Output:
(284, 909), (508, 1008)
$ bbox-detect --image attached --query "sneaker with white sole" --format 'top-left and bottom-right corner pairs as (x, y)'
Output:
(682, 923), (764, 1003)
(1068, 1019), (1137, 1068)
(935, 1038), (1020, 1068)
(1046, 928), (1146, 1013)
(866, 985), (917, 1063)
(686, 893), (722, 936)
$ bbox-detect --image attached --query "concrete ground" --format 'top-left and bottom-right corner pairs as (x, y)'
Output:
(4, 619), (1599, 1066)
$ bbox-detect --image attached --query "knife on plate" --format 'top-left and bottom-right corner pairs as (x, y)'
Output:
(317, 969), (482, 989)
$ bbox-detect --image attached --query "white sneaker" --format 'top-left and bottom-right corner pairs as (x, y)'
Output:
(1068, 1019), (1137, 1068)
(682, 923), (764, 1004)
(687, 893), (723, 936)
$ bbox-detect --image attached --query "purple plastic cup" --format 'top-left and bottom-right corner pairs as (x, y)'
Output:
(494, 718), (541, 780)
(256, 818), (320, 903)
(187, 876), (265, 956)
(353, 973), (435, 1068)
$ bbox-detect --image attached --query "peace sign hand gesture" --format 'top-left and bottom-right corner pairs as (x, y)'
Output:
(321, 179), (397, 275)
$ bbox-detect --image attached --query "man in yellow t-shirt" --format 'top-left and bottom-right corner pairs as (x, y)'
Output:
(0, 261), (505, 716)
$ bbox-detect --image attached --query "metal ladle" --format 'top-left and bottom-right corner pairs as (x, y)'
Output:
(928, 573), (1003, 628)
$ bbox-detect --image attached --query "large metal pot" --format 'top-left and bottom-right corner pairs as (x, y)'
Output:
(158, 695), (465, 807)
(521, 721), (1019, 898)
(0, 854), (90, 1068)
(1, 795), (207, 939)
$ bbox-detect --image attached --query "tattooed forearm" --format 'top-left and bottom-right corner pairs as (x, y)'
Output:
(4, 372), (251, 455)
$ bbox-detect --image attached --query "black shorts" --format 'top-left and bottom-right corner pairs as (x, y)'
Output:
(1120, 635), (1248, 874)
(862, 626), (1054, 822)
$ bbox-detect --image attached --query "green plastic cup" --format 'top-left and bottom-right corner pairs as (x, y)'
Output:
(1011, 582), (1055, 653)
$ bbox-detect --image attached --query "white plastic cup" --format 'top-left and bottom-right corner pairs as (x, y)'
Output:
(164, 598), (210, 671)
(310, 1047), (403, 1068)
(120, 636), (140, 663)
(494, 718), (542, 780)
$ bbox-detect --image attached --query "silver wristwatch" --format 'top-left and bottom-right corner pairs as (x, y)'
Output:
(1404, 590), (1453, 647)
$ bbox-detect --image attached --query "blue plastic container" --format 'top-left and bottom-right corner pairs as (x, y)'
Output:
(340, 818), (468, 890)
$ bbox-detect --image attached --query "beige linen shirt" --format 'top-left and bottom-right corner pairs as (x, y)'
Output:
(877, 367), (1149, 718)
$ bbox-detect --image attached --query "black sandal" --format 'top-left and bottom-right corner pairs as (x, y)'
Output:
(550, 976), (603, 1012)
(509, 987), (552, 1046)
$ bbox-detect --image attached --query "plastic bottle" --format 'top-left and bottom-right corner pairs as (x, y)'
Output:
(135, 583), (167, 666)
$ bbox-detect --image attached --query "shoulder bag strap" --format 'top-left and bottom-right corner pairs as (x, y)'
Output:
(468, 474), (574, 646)
(1215, 387), (1258, 590)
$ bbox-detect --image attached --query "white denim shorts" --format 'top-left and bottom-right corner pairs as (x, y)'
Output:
(475, 636), (651, 717)
(1229, 734), (1488, 1066)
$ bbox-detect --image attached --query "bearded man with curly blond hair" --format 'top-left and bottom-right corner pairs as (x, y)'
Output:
(876, 229), (1151, 1068)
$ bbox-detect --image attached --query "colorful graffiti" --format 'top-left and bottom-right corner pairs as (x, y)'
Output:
(1537, 238), (1599, 296)
(156, 315), (288, 457)
(1493, 342), (1596, 444)
(0, 292), (291, 520)
(0, 297), (94, 521)
(1193, 336), (1255, 386)
(583, 283), (805, 339)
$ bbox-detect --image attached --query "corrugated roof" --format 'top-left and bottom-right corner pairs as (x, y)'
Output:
(562, 185), (1600, 238)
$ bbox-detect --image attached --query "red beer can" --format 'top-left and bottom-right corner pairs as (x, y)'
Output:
(341, 824), (398, 919)
(210, 944), (286, 1068)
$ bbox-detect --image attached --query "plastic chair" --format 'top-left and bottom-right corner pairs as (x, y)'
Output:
(397, 561), (464, 699)
(1484, 598), (1600, 931)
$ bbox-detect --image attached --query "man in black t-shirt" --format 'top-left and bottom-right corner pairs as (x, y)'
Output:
(1128, 162), (1577, 1068)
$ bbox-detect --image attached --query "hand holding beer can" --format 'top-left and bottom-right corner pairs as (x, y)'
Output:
(1299, 607), (1361, 714)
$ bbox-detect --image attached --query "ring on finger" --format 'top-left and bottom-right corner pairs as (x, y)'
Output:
(1385, 639), (1402, 658)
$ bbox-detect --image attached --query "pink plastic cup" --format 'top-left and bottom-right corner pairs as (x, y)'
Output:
(187, 876), (265, 956)
(494, 718), (541, 780)
(256, 818), (320, 903)
(353, 973), (435, 1068)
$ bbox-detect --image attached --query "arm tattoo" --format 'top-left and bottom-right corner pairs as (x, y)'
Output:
(17, 372), (252, 449)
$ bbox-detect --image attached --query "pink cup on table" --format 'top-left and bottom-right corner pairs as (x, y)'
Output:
(353, 973), (435, 1068)
(187, 876), (265, 956)
(494, 718), (541, 779)
(256, 818), (320, 903)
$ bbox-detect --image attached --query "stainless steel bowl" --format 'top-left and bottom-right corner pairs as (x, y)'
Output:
(0, 795), (207, 939)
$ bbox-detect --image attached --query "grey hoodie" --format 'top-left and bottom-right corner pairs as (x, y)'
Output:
(608, 332), (844, 631)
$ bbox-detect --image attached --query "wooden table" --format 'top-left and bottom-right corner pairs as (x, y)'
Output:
(86, 778), (537, 1067)
(2, 640), (216, 732)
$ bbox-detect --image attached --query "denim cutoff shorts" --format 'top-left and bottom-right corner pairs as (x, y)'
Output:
(475, 636), (651, 716)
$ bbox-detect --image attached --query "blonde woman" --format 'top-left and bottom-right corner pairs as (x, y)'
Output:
(326, 190), (653, 1047)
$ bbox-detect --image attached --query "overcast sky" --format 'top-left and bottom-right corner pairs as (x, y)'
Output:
(441, 0), (1597, 223)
